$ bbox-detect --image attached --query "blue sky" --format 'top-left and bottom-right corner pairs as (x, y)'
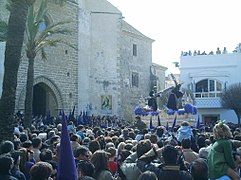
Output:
(107, 0), (241, 74)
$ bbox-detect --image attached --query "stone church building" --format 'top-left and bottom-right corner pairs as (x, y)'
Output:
(0, 0), (166, 120)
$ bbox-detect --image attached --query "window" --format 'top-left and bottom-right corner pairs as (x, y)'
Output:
(133, 44), (137, 56)
(195, 79), (222, 98)
(132, 72), (139, 87)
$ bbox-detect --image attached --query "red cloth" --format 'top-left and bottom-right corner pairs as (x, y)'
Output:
(108, 161), (118, 175)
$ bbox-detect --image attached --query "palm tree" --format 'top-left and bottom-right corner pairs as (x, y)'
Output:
(0, 0), (67, 142)
(0, 0), (34, 142)
(23, 0), (73, 127)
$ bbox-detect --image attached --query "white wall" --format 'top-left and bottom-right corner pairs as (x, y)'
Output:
(180, 52), (241, 123)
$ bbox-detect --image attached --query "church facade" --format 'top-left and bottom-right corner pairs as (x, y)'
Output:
(0, 0), (165, 120)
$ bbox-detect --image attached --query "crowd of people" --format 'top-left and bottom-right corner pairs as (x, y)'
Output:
(1, 113), (241, 180)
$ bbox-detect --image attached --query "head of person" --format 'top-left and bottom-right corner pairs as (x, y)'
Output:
(22, 140), (33, 149)
(181, 121), (190, 127)
(136, 139), (152, 158)
(91, 150), (109, 175)
(77, 160), (95, 177)
(150, 134), (158, 144)
(0, 140), (14, 154)
(213, 121), (232, 140)
(135, 116), (141, 122)
(138, 170), (158, 180)
(19, 132), (29, 143)
(32, 137), (43, 149)
(189, 158), (208, 180)
(0, 153), (14, 174)
(75, 146), (91, 161)
(181, 138), (191, 149)
(40, 149), (53, 162)
(106, 147), (116, 160)
(161, 145), (179, 164)
(88, 140), (101, 154)
(30, 161), (53, 180)
(156, 126), (166, 137)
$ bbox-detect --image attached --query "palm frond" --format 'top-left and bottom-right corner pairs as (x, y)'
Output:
(35, 0), (48, 24)
(35, 21), (72, 45)
(35, 39), (62, 52)
(26, 4), (37, 42)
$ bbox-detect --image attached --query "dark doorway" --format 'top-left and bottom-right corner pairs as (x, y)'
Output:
(33, 83), (46, 116)
(203, 114), (220, 125)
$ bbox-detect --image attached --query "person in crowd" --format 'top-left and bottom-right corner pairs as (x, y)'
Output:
(189, 158), (208, 180)
(91, 150), (114, 180)
(10, 150), (27, 180)
(138, 170), (158, 180)
(76, 125), (86, 140)
(120, 129), (130, 141)
(88, 140), (101, 154)
(177, 121), (193, 144)
(208, 121), (240, 180)
(199, 135), (215, 159)
(74, 146), (91, 165)
(106, 147), (118, 175)
(137, 144), (193, 180)
(67, 121), (76, 134)
(132, 116), (147, 131)
(13, 139), (22, 150)
(0, 140), (14, 154)
(31, 137), (42, 162)
(19, 148), (35, 180)
(0, 153), (18, 180)
(39, 149), (53, 162)
(120, 139), (152, 180)
(77, 160), (95, 179)
(181, 138), (199, 164)
(29, 162), (53, 180)
(70, 134), (81, 152)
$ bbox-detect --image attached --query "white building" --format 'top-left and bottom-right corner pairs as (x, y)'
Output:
(180, 49), (241, 124)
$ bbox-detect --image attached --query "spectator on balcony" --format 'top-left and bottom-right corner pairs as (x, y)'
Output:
(216, 47), (221, 54)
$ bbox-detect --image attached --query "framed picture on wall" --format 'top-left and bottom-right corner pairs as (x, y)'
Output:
(101, 95), (112, 114)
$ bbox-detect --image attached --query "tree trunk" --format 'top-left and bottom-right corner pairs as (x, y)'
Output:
(235, 111), (241, 125)
(24, 54), (35, 128)
(0, 0), (33, 142)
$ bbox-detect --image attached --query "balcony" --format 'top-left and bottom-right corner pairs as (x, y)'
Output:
(195, 97), (222, 108)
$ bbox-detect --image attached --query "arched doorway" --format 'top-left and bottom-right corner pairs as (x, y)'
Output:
(16, 76), (64, 116)
(33, 82), (58, 117)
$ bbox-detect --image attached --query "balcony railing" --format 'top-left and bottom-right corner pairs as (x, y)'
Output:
(194, 92), (222, 108)
(194, 92), (222, 98)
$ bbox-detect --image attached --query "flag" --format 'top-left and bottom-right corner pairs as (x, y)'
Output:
(196, 115), (200, 129)
(57, 111), (78, 180)
(158, 115), (161, 126)
(71, 106), (75, 116)
(59, 110), (62, 116)
(171, 115), (177, 132)
(149, 115), (154, 129)
(166, 122), (169, 131)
